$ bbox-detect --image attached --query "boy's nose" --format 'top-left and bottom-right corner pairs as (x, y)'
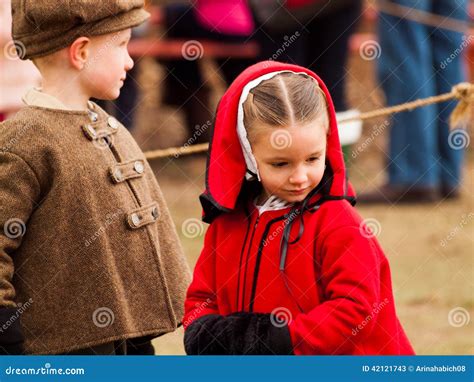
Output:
(125, 52), (134, 71)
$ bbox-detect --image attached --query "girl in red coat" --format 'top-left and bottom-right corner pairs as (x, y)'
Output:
(183, 61), (415, 355)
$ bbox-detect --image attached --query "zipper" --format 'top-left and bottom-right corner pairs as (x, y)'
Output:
(240, 214), (260, 311)
(235, 210), (252, 310)
(248, 215), (286, 312)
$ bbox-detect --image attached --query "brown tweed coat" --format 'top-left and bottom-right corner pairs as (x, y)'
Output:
(0, 98), (191, 354)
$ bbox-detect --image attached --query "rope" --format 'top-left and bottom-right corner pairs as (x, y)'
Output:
(341, 83), (473, 123)
(145, 143), (209, 159)
(375, 0), (473, 34)
(144, 82), (473, 160)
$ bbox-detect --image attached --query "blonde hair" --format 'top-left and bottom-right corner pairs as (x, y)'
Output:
(243, 72), (329, 142)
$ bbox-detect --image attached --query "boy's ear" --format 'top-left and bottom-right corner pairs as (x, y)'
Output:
(69, 37), (91, 70)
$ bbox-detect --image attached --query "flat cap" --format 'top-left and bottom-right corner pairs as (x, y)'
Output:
(11, 0), (150, 60)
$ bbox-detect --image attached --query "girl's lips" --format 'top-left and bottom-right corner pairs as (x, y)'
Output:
(287, 188), (308, 195)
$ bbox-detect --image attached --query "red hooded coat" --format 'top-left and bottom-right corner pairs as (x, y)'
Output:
(184, 61), (415, 355)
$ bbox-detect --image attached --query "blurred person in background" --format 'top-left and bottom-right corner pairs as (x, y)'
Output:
(250, 0), (364, 154)
(160, 0), (257, 143)
(359, 0), (470, 203)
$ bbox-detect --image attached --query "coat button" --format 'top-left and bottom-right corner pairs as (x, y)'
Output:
(131, 213), (141, 227)
(85, 124), (96, 138)
(88, 110), (98, 122)
(133, 161), (144, 174)
(151, 207), (159, 220)
(107, 117), (119, 130)
(114, 168), (123, 182)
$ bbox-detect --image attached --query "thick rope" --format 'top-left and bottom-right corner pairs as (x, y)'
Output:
(144, 82), (473, 160)
(374, 0), (473, 34)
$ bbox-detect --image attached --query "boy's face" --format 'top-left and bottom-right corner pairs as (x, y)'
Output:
(252, 119), (328, 203)
(81, 29), (134, 100)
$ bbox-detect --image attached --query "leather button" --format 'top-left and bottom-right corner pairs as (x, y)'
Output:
(134, 161), (144, 174)
(151, 207), (159, 220)
(85, 124), (96, 138)
(107, 117), (119, 130)
(114, 168), (123, 182)
(88, 110), (98, 122)
(130, 213), (141, 227)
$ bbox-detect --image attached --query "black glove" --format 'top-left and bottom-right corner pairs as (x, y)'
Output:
(184, 312), (293, 355)
(0, 307), (25, 355)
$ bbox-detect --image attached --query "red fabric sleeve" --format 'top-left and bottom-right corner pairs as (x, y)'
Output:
(183, 223), (220, 329)
(288, 226), (382, 354)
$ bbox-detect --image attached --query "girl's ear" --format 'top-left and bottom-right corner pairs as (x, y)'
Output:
(68, 37), (91, 71)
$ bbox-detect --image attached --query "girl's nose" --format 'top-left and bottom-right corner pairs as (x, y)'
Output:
(289, 166), (308, 185)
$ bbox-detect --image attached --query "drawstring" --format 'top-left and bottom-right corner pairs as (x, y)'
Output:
(279, 192), (319, 271)
(278, 193), (354, 312)
(279, 194), (320, 313)
(279, 194), (355, 270)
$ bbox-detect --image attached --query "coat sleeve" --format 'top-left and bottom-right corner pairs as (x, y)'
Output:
(183, 221), (220, 329)
(288, 226), (382, 354)
(0, 151), (40, 353)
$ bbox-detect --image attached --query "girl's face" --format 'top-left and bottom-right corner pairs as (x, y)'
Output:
(252, 119), (327, 203)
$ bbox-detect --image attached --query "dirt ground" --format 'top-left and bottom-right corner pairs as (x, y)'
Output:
(126, 47), (473, 355)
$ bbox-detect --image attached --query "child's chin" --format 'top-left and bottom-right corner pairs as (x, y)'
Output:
(92, 90), (120, 101)
(284, 194), (308, 203)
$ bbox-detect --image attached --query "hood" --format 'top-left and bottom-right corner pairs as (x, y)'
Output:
(200, 61), (355, 223)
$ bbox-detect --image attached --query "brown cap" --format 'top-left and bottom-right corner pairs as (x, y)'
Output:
(11, 0), (150, 60)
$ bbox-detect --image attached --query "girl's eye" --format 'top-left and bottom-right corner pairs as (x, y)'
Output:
(307, 156), (319, 162)
(271, 162), (288, 168)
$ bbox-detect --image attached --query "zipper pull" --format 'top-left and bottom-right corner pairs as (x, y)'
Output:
(254, 215), (260, 228)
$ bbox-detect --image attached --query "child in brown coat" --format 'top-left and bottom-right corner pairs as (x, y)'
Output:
(0, 0), (191, 355)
